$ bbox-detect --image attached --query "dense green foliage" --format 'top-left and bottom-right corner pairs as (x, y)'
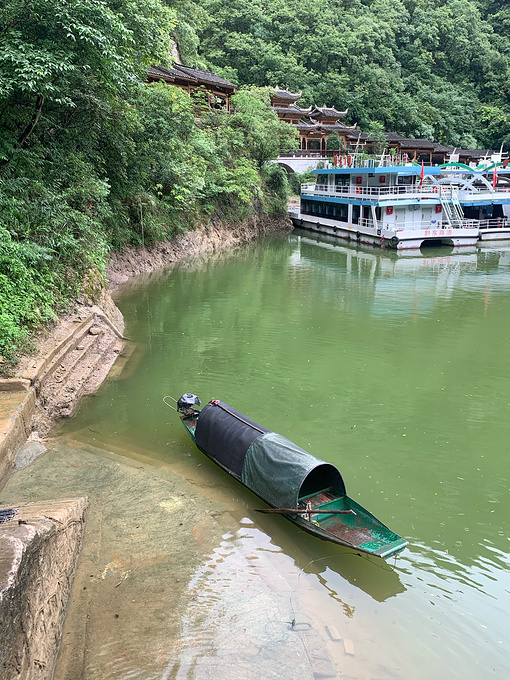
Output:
(0, 1), (296, 365)
(3, 0), (508, 366)
(191, 0), (510, 149)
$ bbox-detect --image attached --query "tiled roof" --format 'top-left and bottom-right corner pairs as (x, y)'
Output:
(386, 137), (436, 149)
(296, 121), (320, 131)
(345, 130), (369, 140)
(383, 132), (405, 142)
(432, 143), (454, 153)
(456, 148), (495, 158)
(271, 104), (312, 115)
(272, 88), (302, 101)
(309, 105), (348, 119)
(321, 123), (356, 132)
(149, 64), (236, 89)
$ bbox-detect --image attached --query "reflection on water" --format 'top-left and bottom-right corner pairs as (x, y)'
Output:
(61, 231), (510, 680)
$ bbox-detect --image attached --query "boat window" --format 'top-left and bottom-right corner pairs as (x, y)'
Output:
(335, 175), (349, 186)
(337, 204), (348, 222)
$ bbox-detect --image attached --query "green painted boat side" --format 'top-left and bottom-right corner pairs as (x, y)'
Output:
(180, 413), (407, 558)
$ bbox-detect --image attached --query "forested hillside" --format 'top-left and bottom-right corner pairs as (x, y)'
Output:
(0, 0), (295, 366)
(188, 0), (510, 149)
(2, 0), (509, 366)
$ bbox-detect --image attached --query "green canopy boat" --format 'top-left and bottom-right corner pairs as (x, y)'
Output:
(170, 394), (408, 559)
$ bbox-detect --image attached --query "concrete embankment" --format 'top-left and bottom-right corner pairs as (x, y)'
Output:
(0, 214), (298, 680)
(0, 498), (88, 680)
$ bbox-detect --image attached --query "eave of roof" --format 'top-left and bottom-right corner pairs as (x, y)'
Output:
(149, 64), (236, 89)
(309, 105), (348, 119)
(272, 87), (302, 101)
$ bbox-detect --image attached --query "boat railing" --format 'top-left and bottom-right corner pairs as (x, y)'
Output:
(478, 218), (510, 229)
(359, 218), (482, 231)
(301, 183), (448, 199)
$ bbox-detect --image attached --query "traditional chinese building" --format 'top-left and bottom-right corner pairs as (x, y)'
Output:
(148, 64), (236, 111)
(271, 89), (356, 151)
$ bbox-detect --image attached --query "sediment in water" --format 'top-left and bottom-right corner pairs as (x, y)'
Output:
(0, 213), (292, 679)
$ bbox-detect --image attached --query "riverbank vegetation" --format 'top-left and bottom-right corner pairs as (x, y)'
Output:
(0, 0), (296, 366)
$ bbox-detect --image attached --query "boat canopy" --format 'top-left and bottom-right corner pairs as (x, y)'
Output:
(195, 401), (346, 508)
(242, 432), (346, 510)
(195, 401), (270, 476)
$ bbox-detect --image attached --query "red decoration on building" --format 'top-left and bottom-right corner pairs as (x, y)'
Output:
(356, 176), (362, 185)
(435, 204), (442, 213)
(386, 206), (393, 215)
(379, 175), (386, 184)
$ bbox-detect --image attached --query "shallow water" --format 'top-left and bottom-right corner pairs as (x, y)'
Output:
(62, 232), (510, 679)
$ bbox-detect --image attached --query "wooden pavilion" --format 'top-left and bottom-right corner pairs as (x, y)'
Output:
(148, 64), (236, 111)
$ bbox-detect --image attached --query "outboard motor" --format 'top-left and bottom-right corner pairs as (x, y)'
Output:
(177, 393), (201, 414)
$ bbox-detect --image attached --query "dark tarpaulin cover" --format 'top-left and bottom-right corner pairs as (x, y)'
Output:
(242, 432), (346, 510)
(195, 401), (271, 477)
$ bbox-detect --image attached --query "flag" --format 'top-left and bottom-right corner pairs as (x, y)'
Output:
(419, 161), (424, 190)
(493, 163), (498, 190)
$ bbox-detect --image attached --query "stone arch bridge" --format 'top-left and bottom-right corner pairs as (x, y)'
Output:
(274, 153), (329, 174)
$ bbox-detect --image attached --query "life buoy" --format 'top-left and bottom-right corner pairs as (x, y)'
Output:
(390, 236), (399, 247)
(355, 187), (361, 194)
(433, 186), (438, 193)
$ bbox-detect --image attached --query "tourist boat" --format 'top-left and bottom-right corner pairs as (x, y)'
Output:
(167, 394), (408, 559)
(290, 156), (510, 250)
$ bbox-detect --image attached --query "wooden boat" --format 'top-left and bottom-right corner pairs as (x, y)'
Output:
(171, 394), (408, 559)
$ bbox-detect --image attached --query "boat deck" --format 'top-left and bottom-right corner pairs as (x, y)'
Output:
(299, 487), (406, 557)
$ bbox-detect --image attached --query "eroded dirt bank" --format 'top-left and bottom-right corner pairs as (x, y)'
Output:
(12, 214), (292, 434)
(106, 215), (292, 293)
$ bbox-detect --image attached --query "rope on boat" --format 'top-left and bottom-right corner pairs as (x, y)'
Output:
(210, 400), (267, 434)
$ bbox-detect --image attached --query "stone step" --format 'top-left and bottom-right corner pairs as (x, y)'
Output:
(76, 336), (118, 402)
(40, 320), (98, 390)
(38, 327), (118, 420)
(25, 317), (96, 390)
(48, 329), (103, 388)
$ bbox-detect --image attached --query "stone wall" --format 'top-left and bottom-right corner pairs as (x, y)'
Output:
(0, 498), (88, 680)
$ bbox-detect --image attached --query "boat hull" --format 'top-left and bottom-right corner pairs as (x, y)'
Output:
(478, 227), (510, 241)
(179, 409), (407, 558)
(291, 213), (479, 250)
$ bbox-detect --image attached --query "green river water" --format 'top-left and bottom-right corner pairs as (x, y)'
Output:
(62, 230), (510, 679)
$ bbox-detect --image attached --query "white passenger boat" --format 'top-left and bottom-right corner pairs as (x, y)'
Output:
(290, 158), (510, 250)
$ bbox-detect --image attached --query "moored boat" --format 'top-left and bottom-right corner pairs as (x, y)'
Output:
(169, 394), (408, 559)
(291, 156), (510, 249)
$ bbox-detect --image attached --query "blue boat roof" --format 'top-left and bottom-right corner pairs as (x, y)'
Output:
(312, 166), (442, 176)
